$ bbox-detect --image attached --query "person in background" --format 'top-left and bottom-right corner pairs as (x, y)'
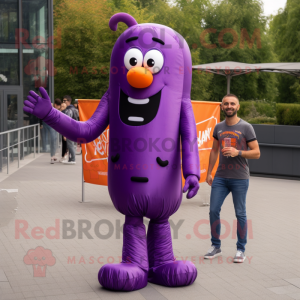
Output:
(204, 94), (260, 263)
(60, 102), (67, 112)
(73, 99), (78, 109)
(61, 95), (79, 164)
(54, 98), (61, 110)
(73, 99), (82, 155)
(39, 90), (49, 153)
(49, 98), (62, 164)
(41, 121), (49, 153)
(59, 102), (68, 162)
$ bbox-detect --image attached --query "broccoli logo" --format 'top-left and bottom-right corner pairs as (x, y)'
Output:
(23, 246), (56, 277)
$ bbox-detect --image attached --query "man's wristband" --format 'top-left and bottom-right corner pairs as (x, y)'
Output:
(238, 150), (242, 156)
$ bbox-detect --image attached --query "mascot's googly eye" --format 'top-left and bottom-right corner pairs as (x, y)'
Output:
(124, 48), (143, 70)
(143, 50), (164, 74)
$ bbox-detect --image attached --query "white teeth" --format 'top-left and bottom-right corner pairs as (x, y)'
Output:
(128, 97), (149, 105)
(128, 117), (144, 122)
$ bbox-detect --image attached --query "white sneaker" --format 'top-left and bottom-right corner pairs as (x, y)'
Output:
(233, 250), (246, 263)
(204, 246), (222, 259)
(62, 161), (76, 165)
(50, 158), (54, 164)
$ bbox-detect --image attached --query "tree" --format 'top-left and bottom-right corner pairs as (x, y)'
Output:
(54, 0), (281, 102)
(54, 0), (212, 101)
(53, 0), (152, 100)
(269, 0), (300, 103)
(150, 0), (213, 100)
(198, 0), (278, 101)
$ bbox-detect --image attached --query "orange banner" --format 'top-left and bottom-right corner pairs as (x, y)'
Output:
(78, 100), (109, 186)
(191, 101), (220, 182)
(78, 100), (220, 186)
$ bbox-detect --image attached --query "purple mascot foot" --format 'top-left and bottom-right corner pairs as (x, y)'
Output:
(98, 263), (147, 291)
(148, 260), (197, 287)
(147, 219), (197, 287)
(98, 216), (149, 291)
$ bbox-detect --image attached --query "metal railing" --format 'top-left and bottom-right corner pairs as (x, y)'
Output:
(0, 124), (40, 175)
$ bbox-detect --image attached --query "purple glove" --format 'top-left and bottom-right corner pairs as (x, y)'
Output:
(23, 87), (109, 144)
(24, 87), (53, 120)
(183, 175), (199, 199)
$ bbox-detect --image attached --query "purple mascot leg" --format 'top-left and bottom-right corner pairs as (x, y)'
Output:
(147, 219), (197, 287)
(98, 216), (148, 291)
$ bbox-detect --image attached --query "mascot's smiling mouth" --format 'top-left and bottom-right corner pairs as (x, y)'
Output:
(119, 89), (161, 126)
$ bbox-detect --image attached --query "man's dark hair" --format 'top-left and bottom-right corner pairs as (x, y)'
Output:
(222, 94), (239, 103)
(54, 98), (61, 106)
(63, 95), (72, 103)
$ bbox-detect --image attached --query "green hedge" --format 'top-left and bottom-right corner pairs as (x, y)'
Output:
(276, 103), (300, 125)
(220, 100), (277, 124)
(238, 101), (276, 119)
(248, 116), (277, 124)
(219, 100), (300, 125)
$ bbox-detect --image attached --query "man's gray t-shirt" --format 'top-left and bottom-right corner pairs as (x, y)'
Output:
(213, 118), (257, 179)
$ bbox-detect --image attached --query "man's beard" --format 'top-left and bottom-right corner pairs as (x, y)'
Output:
(223, 108), (238, 118)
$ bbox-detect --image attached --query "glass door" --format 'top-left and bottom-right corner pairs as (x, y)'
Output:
(2, 90), (22, 169)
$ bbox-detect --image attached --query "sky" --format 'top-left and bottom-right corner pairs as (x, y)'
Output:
(262, 0), (287, 16)
(208, 0), (287, 16)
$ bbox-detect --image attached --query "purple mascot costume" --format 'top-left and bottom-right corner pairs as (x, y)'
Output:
(24, 13), (200, 291)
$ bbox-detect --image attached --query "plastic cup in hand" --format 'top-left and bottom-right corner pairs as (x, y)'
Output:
(224, 138), (231, 158)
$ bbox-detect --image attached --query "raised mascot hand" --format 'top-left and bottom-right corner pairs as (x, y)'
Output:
(23, 87), (53, 120)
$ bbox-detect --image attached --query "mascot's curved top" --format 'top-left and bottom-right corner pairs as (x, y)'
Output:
(109, 12), (138, 30)
(108, 12), (192, 99)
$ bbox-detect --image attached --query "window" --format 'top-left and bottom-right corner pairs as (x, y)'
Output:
(22, 0), (48, 42)
(23, 46), (50, 99)
(0, 0), (19, 85)
(0, 0), (18, 44)
(0, 45), (19, 85)
(22, 0), (50, 127)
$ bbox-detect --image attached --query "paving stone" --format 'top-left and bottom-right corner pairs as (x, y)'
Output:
(0, 154), (299, 300)
(268, 285), (300, 295)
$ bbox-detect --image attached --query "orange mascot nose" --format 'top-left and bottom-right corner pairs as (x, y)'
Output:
(127, 67), (153, 88)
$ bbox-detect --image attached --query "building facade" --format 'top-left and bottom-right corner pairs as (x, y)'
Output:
(0, 0), (54, 133)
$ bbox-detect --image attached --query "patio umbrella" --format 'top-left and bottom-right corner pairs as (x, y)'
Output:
(192, 61), (300, 94)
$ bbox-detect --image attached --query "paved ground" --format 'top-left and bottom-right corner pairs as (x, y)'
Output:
(0, 153), (299, 300)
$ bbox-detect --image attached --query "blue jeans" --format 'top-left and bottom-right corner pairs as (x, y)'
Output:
(41, 122), (49, 152)
(210, 177), (249, 252)
(66, 139), (75, 162)
(49, 127), (57, 157)
(42, 122), (57, 156)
